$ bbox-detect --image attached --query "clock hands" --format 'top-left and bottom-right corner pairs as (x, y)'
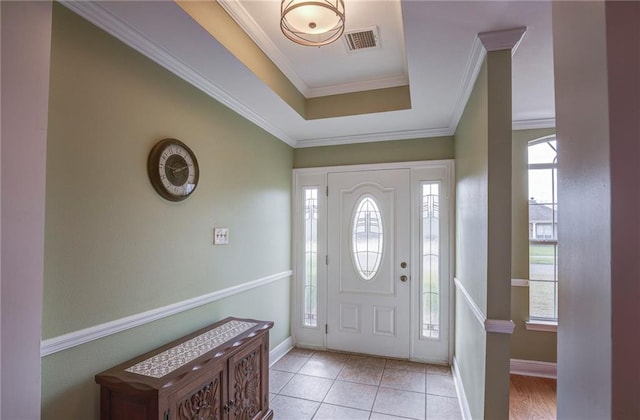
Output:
(167, 163), (189, 174)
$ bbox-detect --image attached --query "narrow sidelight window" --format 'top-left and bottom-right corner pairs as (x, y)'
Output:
(528, 137), (558, 321)
(421, 183), (440, 338)
(303, 188), (318, 327)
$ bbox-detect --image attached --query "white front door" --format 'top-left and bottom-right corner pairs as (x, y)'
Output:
(294, 161), (453, 363)
(326, 169), (411, 358)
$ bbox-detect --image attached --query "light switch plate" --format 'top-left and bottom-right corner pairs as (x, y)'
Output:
(213, 228), (229, 245)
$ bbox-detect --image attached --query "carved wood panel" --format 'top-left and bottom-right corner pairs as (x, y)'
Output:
(177, 379), (221, 420)
(95, 318), (273, 420)
(232, 349), (261, 420)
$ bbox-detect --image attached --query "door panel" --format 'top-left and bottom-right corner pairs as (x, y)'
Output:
(327, 169), (410, 358)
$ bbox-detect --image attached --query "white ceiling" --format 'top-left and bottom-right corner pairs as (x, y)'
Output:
(62, 0), (556, 148)
(221, 0), (409, 98)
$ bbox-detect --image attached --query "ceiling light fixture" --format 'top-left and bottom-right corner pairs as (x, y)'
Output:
(280, 0), (345, 47)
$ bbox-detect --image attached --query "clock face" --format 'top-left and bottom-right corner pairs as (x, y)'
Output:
(148, 139), (199, 201)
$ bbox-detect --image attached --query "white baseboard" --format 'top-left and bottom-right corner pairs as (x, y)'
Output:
(269, 336), (293, 367)
(452, 356), (472, 420)
(510, 358), (557, 379)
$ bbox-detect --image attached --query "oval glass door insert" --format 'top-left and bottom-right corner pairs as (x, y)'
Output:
(352, 195), (384, 280)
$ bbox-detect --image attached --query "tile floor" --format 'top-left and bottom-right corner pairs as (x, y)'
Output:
(269, 348), (462, 420)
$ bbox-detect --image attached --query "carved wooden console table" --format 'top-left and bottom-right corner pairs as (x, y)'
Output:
(95, 317), (274, 420)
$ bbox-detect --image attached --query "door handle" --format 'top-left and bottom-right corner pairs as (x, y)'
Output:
(400, 275), (408, 282)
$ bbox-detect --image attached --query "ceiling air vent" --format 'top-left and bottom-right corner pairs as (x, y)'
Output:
(344, 27), (380, 51)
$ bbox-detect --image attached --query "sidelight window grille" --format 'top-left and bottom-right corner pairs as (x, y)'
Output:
(303, 188), (318, 327)
(421, 183), (440, 338)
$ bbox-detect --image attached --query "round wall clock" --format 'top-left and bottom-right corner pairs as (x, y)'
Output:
(147, 138), (199, 202)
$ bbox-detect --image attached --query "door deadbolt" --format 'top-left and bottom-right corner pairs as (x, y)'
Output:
(400, 262), (407, 268)
(400, 275), (408, 282)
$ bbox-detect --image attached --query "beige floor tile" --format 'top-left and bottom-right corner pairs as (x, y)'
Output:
(312, 403), (370, 420)
(270, 395), (319, 420)
(310, 351), (350, 363)
(323, 380), (378, 411)
(426, 395), (462, 419)
(426, 373), (457, 398)
(369, 413), (415, 420)
(288, 347), (316, 358)
(337, 364), (384, 386)
(298, 358), (345, 379)
(426, 364), (452, 376)
(272, 354), (308, 373)
(269, 369), (294, 393)
(385, 359), (427, 372)
(373, 387), (426, 420)
(280, 374), (334, 402)
(269, 392), (276, 402)
(346, 354), (387, 368)
(380, 367), (426, 393)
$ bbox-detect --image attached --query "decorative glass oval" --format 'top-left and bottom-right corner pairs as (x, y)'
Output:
(352, 196), (383, 280)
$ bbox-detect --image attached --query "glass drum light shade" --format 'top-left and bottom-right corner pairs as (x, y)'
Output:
(281, 0), (345, 46)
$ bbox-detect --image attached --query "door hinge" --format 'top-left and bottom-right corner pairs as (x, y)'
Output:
(325, 324), (328, 334)
(325, 255), (329, 265)
(326, 185), (329, 196)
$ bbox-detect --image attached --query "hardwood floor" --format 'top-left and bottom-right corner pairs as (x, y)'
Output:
(509, 374), (557, 419)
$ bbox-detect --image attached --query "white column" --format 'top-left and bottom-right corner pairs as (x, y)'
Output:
(1, 2), (52, 418)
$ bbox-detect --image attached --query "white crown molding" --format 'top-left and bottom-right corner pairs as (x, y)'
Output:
(217, 0), (310, 97)
(511, 278), (530, 287)
(269, 336), (293, 367)
(478, 26), (527, 53)
(512, 117), (556, 130)
(41, 270), (292, 357)
(448, 36), (487, 133)
(295, 126), (453, 148)
(510, 358), (557, 379)
(452, 356), (473, 420)
(59, 1), (297, 147)
(306, 75), (409, 98)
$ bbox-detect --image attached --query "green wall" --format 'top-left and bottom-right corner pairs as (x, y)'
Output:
(454, 50), (514, 419)
(293, 136), (454, 168)
(511, 128), (557, 363)
(454, 60), (489, 419)
(41, 5), (293, 419)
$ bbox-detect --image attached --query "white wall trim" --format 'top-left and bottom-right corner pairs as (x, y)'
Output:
(512, 118), (556, 130)
(485, 319), (516, 334)
(454, 277), (515, 334)
(306, 75), (409, 99)
(59, 1), (297, 147)
(217, 0), (309, 97)
(525, 320), (558, 332)
(40, 270), (292, 357)
(448, 36), (486, 135)
(454, 277), (486, 329)
(295, 126), (453, 148)
(452, 356), (473, 420)
(510, 358), (557, 379)
(478, 27), (527, 53)
(269, 336), (293, 367)
(511, 278), (530, 287)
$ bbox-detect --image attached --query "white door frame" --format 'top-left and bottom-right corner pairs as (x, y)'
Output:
(292, 160), (454, 363)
